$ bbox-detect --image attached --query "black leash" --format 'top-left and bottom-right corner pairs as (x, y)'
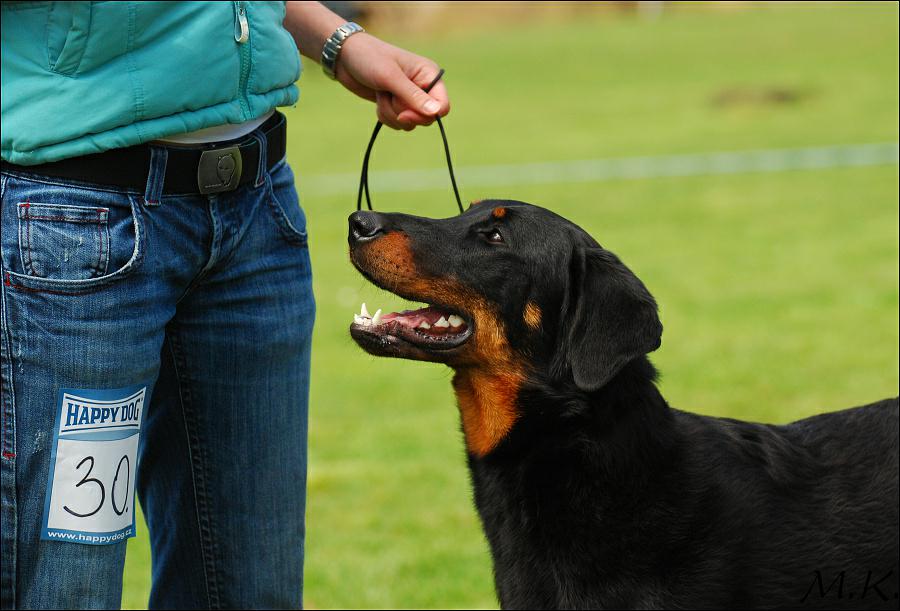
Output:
(356, 69), (464, 214)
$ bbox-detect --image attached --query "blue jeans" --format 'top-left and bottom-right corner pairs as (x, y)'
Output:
(0, 140), (314, 608)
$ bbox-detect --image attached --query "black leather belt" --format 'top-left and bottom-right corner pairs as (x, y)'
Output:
(1, 112), (287, 196)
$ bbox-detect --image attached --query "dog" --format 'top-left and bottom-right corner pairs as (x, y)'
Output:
(347, 200), (899, 610)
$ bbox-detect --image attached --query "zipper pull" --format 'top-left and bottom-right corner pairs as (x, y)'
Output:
(235, 4), (249, 44)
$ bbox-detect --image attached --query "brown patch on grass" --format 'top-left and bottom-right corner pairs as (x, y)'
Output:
(711, 85), (810, 108)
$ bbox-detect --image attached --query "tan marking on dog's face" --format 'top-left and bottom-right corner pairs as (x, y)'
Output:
(353, 230), (526, 456)
(492, 206), (506, 219)
(524, 302), (542, 330)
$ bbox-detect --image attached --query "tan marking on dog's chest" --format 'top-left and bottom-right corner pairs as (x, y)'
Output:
(453, 368), (524, 457)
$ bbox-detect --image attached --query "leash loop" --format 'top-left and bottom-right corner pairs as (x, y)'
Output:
(357, 69), (464, 214)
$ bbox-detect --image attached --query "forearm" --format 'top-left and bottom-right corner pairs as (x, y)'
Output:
(283, 1), (345, 62)
(282, 0), (449, 128)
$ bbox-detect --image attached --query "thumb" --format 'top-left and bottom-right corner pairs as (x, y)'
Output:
(388, 69), (442, 116)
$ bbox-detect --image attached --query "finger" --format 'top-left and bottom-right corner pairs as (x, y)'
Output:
(376, 92), (404, 129)
(376, 92), (414, 131)
(390, 96), (435, 126)
(396, 60), (451, 116)
(393, 77), (450, 126)
(386, 66), (445, 117)
(422, 81), (450, 117)
(396, 109), (435, 126)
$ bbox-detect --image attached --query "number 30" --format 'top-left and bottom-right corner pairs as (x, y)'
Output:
(63, 454), (131, 518)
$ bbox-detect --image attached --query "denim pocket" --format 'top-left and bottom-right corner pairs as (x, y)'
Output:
(265, 160), (308, 247)
(2, 179), (145, 295)
(17, 203), (110, 280)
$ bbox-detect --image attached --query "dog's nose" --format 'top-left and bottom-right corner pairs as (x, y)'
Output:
(349, 211), (385, 242)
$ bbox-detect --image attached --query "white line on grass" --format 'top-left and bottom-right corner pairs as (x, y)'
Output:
(300, 142), (899, 197)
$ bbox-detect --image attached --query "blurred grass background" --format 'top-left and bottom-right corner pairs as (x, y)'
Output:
(123, 2), (898, 608)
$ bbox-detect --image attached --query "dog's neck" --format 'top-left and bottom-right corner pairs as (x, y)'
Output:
(451, 366), (526, 457)
(460, 358), (683, 595)
(451, 356), (673, 461)
(520, 358), (673, 457)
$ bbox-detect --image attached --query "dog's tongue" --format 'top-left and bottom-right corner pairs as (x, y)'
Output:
(353, 303), (466, 333)
(382, 307), (444, 326)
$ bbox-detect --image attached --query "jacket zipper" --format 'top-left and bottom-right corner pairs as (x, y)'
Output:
(234, 1), (252, 119)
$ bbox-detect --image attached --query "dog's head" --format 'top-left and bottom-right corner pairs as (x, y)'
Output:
(349, 200), (662, 453)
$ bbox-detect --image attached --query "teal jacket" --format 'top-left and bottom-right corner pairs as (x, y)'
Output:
(1, 1), (301, 165)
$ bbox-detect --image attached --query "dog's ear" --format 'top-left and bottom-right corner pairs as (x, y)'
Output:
(556, 246), (662, 392)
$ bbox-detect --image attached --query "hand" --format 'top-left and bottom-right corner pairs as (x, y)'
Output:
(335, 33), (450, 131)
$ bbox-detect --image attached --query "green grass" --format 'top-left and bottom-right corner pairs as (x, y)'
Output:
(123, 3), (898, 609)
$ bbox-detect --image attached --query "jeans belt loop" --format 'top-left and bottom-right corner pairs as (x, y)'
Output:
(144, 146), (169, 206)
(250, 130), (268, 189)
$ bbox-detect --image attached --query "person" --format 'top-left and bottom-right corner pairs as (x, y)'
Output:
(0, 1), (450, 608)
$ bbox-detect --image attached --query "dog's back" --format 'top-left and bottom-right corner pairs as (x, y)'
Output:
(670, 398), (899, 609)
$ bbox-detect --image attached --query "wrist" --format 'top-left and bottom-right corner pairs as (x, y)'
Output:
(321, 21), (365, 80)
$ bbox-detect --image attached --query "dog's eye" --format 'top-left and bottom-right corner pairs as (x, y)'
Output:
(484, 229), (504, 244)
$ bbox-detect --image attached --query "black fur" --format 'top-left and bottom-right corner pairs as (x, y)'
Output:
(474, 367), (898, 609)
(348, 200), (900, 609)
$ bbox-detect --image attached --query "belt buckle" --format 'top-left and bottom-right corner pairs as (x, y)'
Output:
(198, 146), (242, 195)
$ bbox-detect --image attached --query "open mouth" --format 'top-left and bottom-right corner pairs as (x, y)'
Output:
(350, 302), (472, 352)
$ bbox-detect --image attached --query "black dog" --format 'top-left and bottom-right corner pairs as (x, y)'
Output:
(347, 200), (899, 610)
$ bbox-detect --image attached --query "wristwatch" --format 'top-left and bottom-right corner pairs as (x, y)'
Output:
(321, 22), (365, 80)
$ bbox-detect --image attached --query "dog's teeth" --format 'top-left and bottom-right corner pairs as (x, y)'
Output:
(361, 302), (371, 318)
(434, 316), (450, 328)
(372, 309), (383, 325)
(417, 320), (431, 329)
(448, 315), (464, 328)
